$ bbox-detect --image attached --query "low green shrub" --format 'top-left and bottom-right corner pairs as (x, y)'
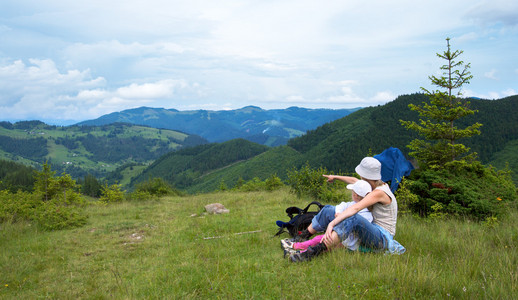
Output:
(265, 174), (284, 191)
(32, 199), (88, 230)
(405, 161), (517, 220)
(0, 190), (38, 223)
(134, 177), (181, 197)
(231, 175), (284, 192)
(100, 183), (126, 203)
(286, 163), (349, 203)
(235, 177), (265, 192)
(0, 190), (87, 230)
(127, 190), (156, 201)
(394, 178), (419, 215)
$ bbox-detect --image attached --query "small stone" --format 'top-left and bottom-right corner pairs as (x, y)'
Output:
(205, 203), (230, 214)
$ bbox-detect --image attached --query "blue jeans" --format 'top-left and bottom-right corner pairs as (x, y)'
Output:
(311, 205), (386, 250)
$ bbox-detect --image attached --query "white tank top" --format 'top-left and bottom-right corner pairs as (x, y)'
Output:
(371, 184), (398, 236)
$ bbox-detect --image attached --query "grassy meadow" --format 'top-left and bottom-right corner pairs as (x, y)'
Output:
(1, 188), (517, 299)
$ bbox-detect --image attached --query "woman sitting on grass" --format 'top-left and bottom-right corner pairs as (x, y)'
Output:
(281, 180), (373, 256)
(289, 157), (405, 262)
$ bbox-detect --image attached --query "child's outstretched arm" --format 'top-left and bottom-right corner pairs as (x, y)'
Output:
(322, 175), (359, 184)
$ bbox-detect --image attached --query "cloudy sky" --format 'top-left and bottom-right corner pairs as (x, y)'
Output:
(1, 0), (517, 124)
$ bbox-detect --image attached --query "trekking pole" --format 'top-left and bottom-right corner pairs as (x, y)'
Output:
(202, 230), (262, 240)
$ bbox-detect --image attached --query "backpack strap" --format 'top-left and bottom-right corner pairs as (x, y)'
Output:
(302, 201), (324, 213)
(274, 226), (286, 236)
(285, 206), (304, 219)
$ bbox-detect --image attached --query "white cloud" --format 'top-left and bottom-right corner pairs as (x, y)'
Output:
(64, 40), (186, 62)
(0, 58), (199, 121)
(455, 32), (480, 43)
(0, 59), (105, 109)
(116, 80), (186, 99)
(466, 0), (518, 26)
(484, 69), (498, 80)
(502, 88), (517, 97)
(464, 88), (517, 100)
(371, 91), (397, 103)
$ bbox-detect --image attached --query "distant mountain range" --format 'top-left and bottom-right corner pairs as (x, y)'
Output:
(77, 106), (361, 146)
(2, 94), (517, 193)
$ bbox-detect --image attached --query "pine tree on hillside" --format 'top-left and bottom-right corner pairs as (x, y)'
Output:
(400, 38), (482, 169)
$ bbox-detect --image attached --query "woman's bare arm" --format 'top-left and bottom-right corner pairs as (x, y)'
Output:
(322, 189), (389, 244)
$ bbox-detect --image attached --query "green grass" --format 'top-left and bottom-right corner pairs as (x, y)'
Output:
(1, 188), (516, 299)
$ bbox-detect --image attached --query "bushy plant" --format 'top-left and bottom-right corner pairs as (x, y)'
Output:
(54, 173), (84, 206)
(32, 199), (88, 230)
(265, 174), (284, 191)
(404, 161), (516, 220)
(127, 190), (155, 201)
(394, 178), (419, 215)
(219, 180), (228, 191)
(235, 177), (265, 192)
(286, 163), (349, 203)
(1, 162), (88, 230)
(134, 177), (180, 197)
(231, 175), (284, 192)
(428, 203), (446, 221)
(0, 190), (39, 223)
(0, 189), (87, 230)
(100, 182), (125, 203)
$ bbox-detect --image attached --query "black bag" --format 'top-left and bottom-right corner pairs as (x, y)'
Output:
(275, 201), (325, 237)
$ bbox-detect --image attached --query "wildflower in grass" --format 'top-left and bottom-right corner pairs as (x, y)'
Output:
(497, 197), (502, 201)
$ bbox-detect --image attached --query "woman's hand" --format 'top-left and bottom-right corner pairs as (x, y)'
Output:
(323, 222), (335, 245)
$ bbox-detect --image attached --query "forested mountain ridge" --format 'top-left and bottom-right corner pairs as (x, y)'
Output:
(289, 93), (518, 173)
(130, 139), (270, 190)
(0, 122), (207, 178)
(137, 93), (518, 192)
(76, 106), (361, 146)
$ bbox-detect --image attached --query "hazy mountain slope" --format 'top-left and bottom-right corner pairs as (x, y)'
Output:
(76, 106), (361, 146)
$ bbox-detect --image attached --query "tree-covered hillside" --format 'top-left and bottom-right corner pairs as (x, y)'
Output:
(131, 139), (270, 190)
(0, 122), (207, 178)
(289, 94), (518, 174)
(0, 159), (36, 192)
(288, 93), (423, 172)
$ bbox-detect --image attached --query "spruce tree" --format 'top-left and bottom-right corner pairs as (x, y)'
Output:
(401, 38), (482, 169)
(34, 162), (58, 201)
